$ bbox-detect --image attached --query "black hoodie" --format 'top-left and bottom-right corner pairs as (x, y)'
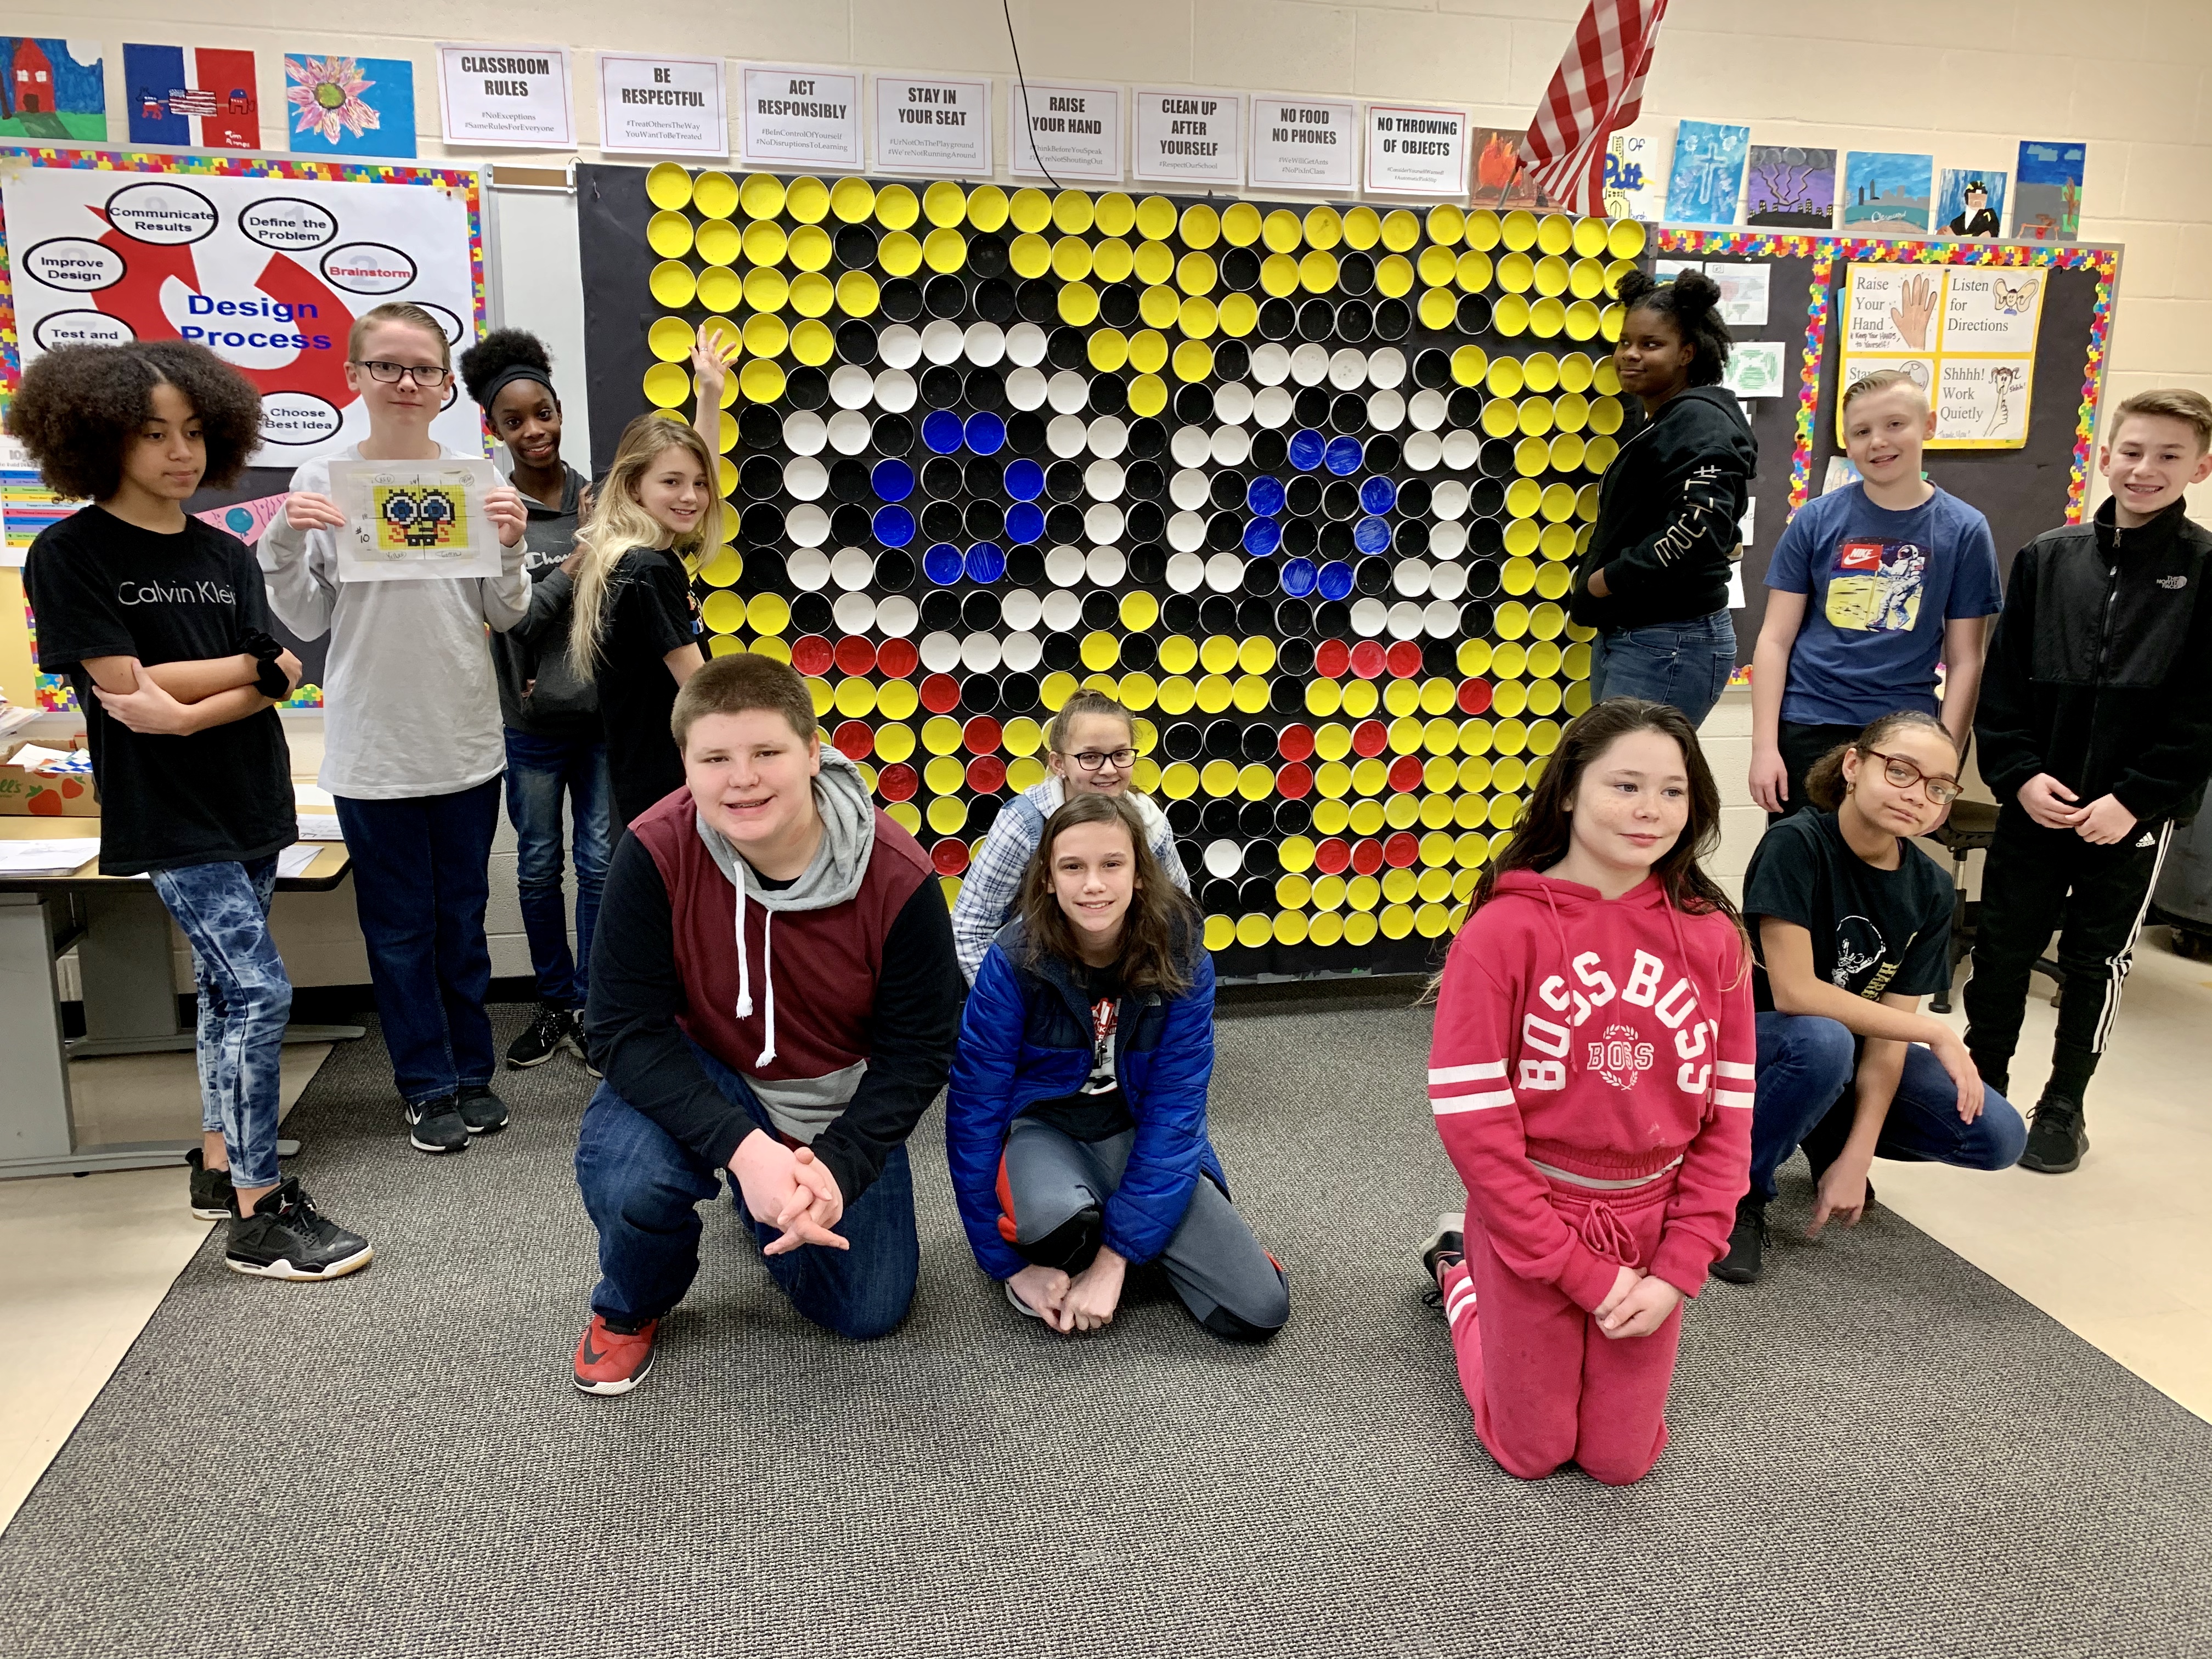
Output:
(1570, 384), (1758, 633)
(1976, 494), (2212, 826)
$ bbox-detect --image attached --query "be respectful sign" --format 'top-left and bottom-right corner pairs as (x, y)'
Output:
(435, 43), (573, 149)
(597, 54), (727, 158)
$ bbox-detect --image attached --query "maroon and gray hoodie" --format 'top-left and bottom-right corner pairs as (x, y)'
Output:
(584, 749), (961, 1203)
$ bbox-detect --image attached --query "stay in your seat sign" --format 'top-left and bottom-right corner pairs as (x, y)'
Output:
(1, 149), (485, 465)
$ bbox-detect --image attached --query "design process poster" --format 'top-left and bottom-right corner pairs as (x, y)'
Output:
(2, 150), (484, 465)
(1838, 262), (2044, 449)
(872, 73), (990, 177)
(1248, 96), (1356, 193)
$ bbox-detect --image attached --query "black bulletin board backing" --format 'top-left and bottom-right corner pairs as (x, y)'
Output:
(1654, 229), (2120, 667)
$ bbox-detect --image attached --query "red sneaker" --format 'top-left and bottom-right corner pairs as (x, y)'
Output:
(572, 1314), (659, 1395)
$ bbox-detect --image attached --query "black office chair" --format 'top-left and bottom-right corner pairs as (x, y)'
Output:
(1925, 798), (2061, 1014)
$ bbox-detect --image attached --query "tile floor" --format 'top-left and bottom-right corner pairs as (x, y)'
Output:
(1, 935), (2207, 1533)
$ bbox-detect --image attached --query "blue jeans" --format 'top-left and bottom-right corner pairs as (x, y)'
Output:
(574, 1041), (918, 1339)
(1749, 1012), (2027, 1203)
(502, 728), (610, 1008)
(1588, 610), (1739, 729)
(149, 857), (290, 1189)
(333, 778), (500, 1108)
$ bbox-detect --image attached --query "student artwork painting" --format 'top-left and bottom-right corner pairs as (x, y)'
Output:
(1967, 390), (2212, 1176)
(1718, 711), (2026, 1286)
(1419, 698), (1755, 1487)
(283, 49), (416, 158)
(946, 793), (1288, 1341)
(1937, 170), (2007, 239)
(2012, 140), (2086, 242)
(13, 341), (370, 1279)
(1750, 369), (2001, 820)
(1743, 145), (1836, 230)
(1841, 152), (1934, 234)
(261, 301), (531, 1156)
(0, 37), (105, 140)
(1663, 121), (1750, 227)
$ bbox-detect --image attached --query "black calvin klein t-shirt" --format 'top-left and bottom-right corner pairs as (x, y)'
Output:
(1742, 809), (1953, 1013)
(596, 546), (699, 829)
(24, 506), (295, 876)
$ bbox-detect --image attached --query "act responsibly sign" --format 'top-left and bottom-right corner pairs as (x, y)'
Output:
(2, 149), (483, 465)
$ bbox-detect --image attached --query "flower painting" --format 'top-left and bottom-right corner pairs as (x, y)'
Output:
(283, 50), (415, 157)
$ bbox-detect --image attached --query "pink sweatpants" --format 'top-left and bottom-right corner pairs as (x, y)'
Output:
(1440, 1170), (1683, 1487)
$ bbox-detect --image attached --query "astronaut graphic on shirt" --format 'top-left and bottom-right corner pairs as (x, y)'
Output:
(1825, 538), (1929, 634)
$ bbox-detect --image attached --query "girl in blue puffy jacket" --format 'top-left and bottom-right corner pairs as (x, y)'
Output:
(946, 792), (1289, 1340)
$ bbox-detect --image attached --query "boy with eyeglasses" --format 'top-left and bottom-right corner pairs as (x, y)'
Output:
(1749, 369), (2002, 820)
(950, 690), (1189, 984)
(262, 302), (534, 1155)
(1966, 389), (2212, 1175)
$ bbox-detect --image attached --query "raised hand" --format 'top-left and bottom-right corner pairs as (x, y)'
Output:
(1889, 273), (1937, 349)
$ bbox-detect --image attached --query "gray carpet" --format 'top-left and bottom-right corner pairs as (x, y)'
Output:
(4, 996), (2209, 1659)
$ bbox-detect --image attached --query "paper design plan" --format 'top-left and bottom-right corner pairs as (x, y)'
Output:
(328, 457), (500, 581)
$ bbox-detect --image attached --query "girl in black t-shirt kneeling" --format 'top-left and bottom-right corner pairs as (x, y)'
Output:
(15, 343), (369, 1279)
(567, 415), (716, 829)
(1719, 710), (2025, 1285)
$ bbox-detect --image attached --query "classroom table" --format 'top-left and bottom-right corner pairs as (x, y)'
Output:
(0, 817), (361, 1178)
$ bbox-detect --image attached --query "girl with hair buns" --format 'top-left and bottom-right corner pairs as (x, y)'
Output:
(949, 688), (1188, 983)
(458, 327), (609, 1070)
(263, 301), (532, 1156)
(946, 792), (1288, 1341)
(1570, 269), (1758, 728)
(1718, 709), (2025, 1286)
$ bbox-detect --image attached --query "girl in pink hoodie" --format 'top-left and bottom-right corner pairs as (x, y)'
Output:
(1421, 698), (1755, 1485)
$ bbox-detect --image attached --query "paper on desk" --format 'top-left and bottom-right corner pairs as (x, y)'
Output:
(6, 742), (91, 774)
(277, 844), (323, 878)
(0, 838), (99, 874)
(295, 813), (345, 841)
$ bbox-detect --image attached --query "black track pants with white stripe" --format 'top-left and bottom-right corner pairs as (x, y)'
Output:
(1963, 800), (2177, 1068)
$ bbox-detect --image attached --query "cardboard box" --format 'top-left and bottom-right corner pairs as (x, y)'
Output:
(0, 743), (99, 817)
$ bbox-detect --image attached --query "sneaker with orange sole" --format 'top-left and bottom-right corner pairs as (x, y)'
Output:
(572, 1313), (659, 1395)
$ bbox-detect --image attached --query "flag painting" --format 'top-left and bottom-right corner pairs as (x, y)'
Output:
(125, 44), (260, 149)
(284, 52), (416, 157)
(2013, 140), (2085, 242)
(0, 38), (106, 141)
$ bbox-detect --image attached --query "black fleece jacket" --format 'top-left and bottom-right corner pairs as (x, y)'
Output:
(1976, 495), (2212, 826)
(1570, 384), (1757, 632)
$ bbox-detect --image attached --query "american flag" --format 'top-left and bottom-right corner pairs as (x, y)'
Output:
(1517, 0), (1671, 217)
(168, 87), (219, 117)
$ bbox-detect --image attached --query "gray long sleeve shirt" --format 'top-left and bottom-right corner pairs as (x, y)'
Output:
(259, 445), (531, 800)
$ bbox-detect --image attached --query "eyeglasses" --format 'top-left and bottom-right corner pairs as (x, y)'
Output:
(1062, 748), (1137, 772)
(354, 359), (452, 387)
(1865, 747), (1962, 806)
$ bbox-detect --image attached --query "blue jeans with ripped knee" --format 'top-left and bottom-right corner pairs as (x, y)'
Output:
(149, 856), (291, 1189)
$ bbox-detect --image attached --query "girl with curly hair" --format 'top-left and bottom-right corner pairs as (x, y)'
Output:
(1570, 269), (1757, 728)
(261, 301), (531, 1155)
(945, 792), (1288, 1341)
(13, 341), (370, 1279)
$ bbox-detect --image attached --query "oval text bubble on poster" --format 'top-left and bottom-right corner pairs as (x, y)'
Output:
(33, 309), (136, 349)
(104, 182), (220, 245)
(321, 242), (417, 295)
(261, 392), (346, 447)
(240, 196), (341, 253)
(413, 300), (466, 344)
(23, 238), (126, 291)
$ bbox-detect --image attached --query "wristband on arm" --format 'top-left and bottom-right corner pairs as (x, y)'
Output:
(240, 629), (291, 699)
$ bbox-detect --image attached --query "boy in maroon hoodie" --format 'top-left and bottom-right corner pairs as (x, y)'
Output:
(1421, 700), (1754, 1485)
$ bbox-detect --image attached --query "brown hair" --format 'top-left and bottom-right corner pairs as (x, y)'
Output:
(347, 302), (453, 368)
(1017, 792), (1201, 996)
(2108, 388), (2212, 453)
(1804, 709), (1959, 812)
(1453, 697), (1748, 978)
(670, 650), (819, 751)
(1841, 367), (1929, 415)
(8, 342), (262, 501)
(1047, 688), (1136, 753)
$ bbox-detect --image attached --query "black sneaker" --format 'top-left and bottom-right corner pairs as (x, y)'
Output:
(405, 1094), (470, 1154)
(506, 1003), (580, 1070)
(185, 1148), (238, 1220)
(225, 1179), (372, 1280)
(2020, 1093), (2087, 1175)
(456, 1084), (510, 1136)
(1418, 1214), (1465, 1311)
(1712, 1196), (1769, 1284)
